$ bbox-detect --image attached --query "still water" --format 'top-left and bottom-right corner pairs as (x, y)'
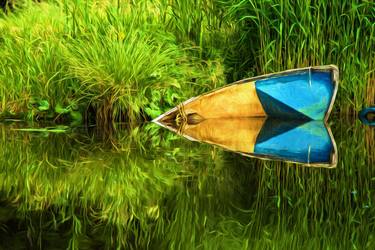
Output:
(0, 118), (374, 249)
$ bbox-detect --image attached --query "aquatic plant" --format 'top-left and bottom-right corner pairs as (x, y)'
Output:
(0, 2), (374, 249)
(0, 0), (226, 124)
(222, 0), (374, 115)
(1, 0), (373, 123)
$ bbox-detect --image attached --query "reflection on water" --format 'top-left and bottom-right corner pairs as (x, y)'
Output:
(0, 119), (373, 249)
(156, 118), (337, 167)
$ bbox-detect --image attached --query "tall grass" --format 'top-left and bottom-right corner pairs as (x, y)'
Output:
(0, 0), (227, 124)
(223, 0), (375, 115)
(0, 2), (374, 249)
(0, 0), (373, 123)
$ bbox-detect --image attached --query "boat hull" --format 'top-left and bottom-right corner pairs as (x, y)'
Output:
(154, 65), (338, 123)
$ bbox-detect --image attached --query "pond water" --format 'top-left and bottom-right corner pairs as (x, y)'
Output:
(0, 117), (373, 249)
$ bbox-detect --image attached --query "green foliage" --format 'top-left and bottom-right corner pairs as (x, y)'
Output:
(222, 0), (375, 113)
(0, 0), (227, 124)
(1, 0), (372, 123)
(0, 2), (374, 249)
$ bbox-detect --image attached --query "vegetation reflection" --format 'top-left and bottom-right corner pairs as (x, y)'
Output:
(0, 119), (373, 249)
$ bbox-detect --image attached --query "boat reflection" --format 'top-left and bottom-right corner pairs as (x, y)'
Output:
(154, 118), (337, 168)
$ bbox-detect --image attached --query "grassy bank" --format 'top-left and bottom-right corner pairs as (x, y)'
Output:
(0, 0), (374, 124)
(0, 0), (228, 124)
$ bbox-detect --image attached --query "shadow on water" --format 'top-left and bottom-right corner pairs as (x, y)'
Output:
(0, 117), (374, 249)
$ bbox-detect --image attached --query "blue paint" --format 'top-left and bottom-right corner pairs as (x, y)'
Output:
(256, 90), (312, 120)
(255, 119), (308, 143)
(254, 120), (333, 164)
(255, 70), (334, 120)
(359, 107), (375, 126)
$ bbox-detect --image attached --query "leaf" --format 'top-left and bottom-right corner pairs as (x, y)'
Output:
(169, 79), (181, 88)
(151, 90), (161, 102)
(118, 31), (125, 41)
(144, 107), (162, 119)
(11, 126), (70, 133)
(164, 89), (180, 105)
(150, 71), (161, 79)
(70, 111), (82, 122)
(37, 100), (49, 111)
(69, 101), (78, 110)
(55, 104), (70, 114)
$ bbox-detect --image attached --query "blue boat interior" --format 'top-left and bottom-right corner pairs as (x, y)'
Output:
(255, 70), (334, 120)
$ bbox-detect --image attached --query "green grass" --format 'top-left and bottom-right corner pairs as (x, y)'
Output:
(1, 0), (372, 124)
(222, 0), (375, 114)
(0, 0), (227, 124)
(0, 1), (374, 248)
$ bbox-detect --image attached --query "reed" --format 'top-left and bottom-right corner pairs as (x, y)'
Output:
(0, 2), (374, 248)
(0, 0), (373, 123)
(223, 0), (375, 115)
(0, 0), (227, 125)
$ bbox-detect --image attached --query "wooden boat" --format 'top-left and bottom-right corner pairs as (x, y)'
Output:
(154, 117), (337, 168)
(154, 65), (339, 124)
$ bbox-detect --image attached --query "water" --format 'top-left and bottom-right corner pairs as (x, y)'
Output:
(0, 118), (373, 249)
(156, 117), (338, 167)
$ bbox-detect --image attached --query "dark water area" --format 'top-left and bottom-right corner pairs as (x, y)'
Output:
(0, 117), (374, 249)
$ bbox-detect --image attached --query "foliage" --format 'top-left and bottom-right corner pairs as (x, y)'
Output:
(0, 1), (374, 248)
(1, 0), (371, 124)
(0, 0), (227, 124)
(222, 0), (375, 113)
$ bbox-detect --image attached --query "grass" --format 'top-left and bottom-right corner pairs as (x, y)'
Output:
(1, 0), (372, 124)
(0, 0), (227, 125)
(222, 0), (375, 114)
(0, 0), (374, 249)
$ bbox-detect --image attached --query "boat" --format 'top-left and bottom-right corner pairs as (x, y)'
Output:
(154, 117), (337, 167)
(153, 65), (339, 124)
(153, 65), (339, 167)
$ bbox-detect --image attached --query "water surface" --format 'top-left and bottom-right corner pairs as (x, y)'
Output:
(0, 118), (374, 249)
